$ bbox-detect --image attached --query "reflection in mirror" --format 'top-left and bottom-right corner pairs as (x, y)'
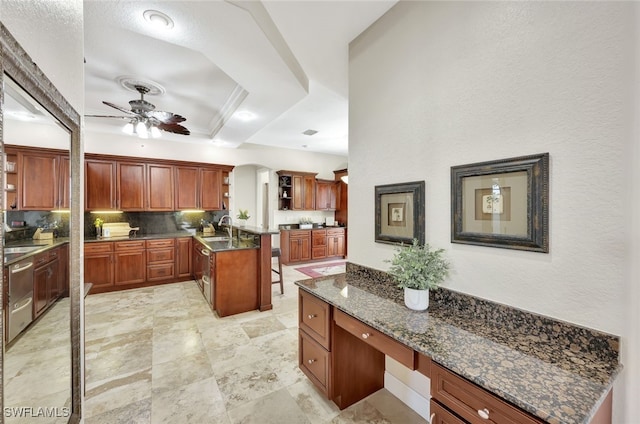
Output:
(2, 76), (72, 422)
(1, 21), (82, 424)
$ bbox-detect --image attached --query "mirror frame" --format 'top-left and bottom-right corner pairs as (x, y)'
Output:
(0, 22), (82, 423)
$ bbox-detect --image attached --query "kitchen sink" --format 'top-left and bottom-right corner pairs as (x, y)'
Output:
(202, 236), (230, 242)
(4, 246), (43, 255)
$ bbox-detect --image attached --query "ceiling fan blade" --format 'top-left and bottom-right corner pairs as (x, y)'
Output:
(103, 101), (137, 115)
(148, 110), (187, 124)
(157, 122), (190, 135)
(85, 114), (130, 119)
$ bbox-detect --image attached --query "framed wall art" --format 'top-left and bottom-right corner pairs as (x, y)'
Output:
(375, 181), (425, 245)
(451, 153), (549, 252)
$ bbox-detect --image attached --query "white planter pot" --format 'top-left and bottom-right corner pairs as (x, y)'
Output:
(404, 287), (429, 311)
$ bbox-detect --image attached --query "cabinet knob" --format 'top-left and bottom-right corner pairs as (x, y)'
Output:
(477, 408), (490, 420)
(307, 314), (316, 319)
(361, 333), (370, 339)
(429, 413), (435, 423)
(307, 359), (316, 364)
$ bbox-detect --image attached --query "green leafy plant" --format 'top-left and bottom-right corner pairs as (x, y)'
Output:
(93, 217), (104, 228)
(236, 209), (250, 220)
(386, 239), (450, 290)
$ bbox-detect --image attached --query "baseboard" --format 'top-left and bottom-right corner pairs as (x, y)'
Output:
(384, 371), (430, 421)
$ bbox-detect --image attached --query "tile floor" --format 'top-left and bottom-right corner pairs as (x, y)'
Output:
(83, 259), (427, 423)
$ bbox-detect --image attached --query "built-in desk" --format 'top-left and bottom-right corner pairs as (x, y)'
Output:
(296, 267), (621, 424)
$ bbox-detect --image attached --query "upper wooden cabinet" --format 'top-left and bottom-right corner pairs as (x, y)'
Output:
(147, 163), (174, 211)
(277, 170), (317, 211)
(315, 179), (337, 211)
(86, 159), (116, 210)
(6, 147), (70, 211)
(175, 166), (224, 211)
(86, 154), (232, 211)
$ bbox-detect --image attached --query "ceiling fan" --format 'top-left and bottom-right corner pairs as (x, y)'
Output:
(86, 84), (190, 137)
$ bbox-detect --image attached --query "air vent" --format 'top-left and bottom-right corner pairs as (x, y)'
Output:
(302, 129), (318, 136)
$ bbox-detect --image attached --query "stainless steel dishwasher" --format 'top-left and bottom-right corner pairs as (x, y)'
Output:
(8, 258), (34, 343)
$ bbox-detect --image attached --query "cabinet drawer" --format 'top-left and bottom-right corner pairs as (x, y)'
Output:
(85, 242), (113, 254)
(299, 289), (331, 350)
(147, 263), (175, 281)
(147, 248), (174, 263)
(431, 362), (544, 424)
(334, 308), (414, 369)
(430, 399), (466, 424)
(312, 247), (327, 259)
(299, 330), (330, 395)
(146, 238), (175, 248)
(327, 228), (344, 236)
(33, 251), (51, 267)
(114, 240), (145, 251)
(291, 230), (311, 239)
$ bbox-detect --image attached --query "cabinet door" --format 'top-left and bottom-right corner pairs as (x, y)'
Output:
(200, 168), (222, 210)
(84, 253), (114, 289)
(46, 259), (59, 306)
(176, 238), (192, 278)
(56, 245), (69, 298)
(327, 234), (345, 257)
(117, 161), (146, 210)
(175, 166), (200, 209)
(315, 180), (336, 211)
(86, 160), (116, 210)
(58, 156), (70, 209)
(114, 250), (146, 285)
(303, 175), (316, 210)
(21, 152), (58, 210)
(33, 265), (49, 316)
(292, 175), (305, 210)
(312, 230), (327, 259)
(147, 163), (174, 211)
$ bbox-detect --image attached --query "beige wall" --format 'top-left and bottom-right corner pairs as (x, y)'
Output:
(348, 2), (638, 422)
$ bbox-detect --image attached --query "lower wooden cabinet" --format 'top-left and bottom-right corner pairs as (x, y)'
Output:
(84, 242), (114, 290)
(114, 240), (146, 286)
(175, 237), (192, 279)
(212, 248), (259, 317)
(146, 239), (175, 282)
(33, 249), (60, 318)
(430, 399), (466, 424)
(281, 230), (311, 264)
(281, 228), (346, 265)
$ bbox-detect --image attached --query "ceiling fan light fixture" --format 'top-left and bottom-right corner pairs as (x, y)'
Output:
(143, 10), (174, 30)
(150, 125), (162, 138)
(136, 121), (148, 138)
(122, 122), (134, 135)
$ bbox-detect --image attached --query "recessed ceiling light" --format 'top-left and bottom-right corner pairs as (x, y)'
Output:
(143, 10), (174, 30)
(302, 129), (318, 136)
(235, 111), (256, 121)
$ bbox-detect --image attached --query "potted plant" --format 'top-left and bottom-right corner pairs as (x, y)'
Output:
(236, 209), (250, 226)
(94, 217), (104, 238)
(387, 239), (450, 311)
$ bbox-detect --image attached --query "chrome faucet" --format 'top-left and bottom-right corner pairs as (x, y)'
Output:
(218, 215), (233, 238)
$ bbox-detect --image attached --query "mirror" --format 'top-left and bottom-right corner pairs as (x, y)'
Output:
(0, 23), (82, 423)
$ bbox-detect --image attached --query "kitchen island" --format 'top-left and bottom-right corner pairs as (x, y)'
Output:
(296, 263), (621, 424)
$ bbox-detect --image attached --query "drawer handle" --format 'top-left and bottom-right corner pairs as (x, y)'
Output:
(477, 408), (490, 420)
(361, 333), (370, 339)
(307, 359), (316, 364)
(429, 413), (435, 423)
(307, 314), (317, 319)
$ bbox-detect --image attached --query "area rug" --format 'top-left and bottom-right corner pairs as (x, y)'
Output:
(295, 261), (346, 278)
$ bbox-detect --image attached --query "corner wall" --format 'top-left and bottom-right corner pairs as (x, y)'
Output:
(348, 2), (636, 421)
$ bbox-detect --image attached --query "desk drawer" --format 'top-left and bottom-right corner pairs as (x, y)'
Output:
(299, 289), (331, 349)
(299, 330), (330, 395)
(431, 362), (544, 424)
(334, 308), (414, 369)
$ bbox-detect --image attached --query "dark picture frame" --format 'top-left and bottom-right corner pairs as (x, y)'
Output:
(451, 153), (549, 252)
(375, 181), (425, 245)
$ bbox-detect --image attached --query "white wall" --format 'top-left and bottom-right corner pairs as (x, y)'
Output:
(349, 2), (637, 422)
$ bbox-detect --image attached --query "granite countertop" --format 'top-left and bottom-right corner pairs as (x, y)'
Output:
(4, 238), (70, 265)
(279, 224), (347, 230)
(296, 272), (621, 424)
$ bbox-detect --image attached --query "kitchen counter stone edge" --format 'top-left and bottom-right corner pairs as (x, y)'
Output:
(295, 263), (621, 424)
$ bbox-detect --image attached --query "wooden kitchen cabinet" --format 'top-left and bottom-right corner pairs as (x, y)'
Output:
(326, 228), (346, 258)
(84, 242), (114, 289)
(315, 179), (337, 211)
(175, 166), (224, 210)
(85, 159), (116, 210)
(213, 248), (259, 317)
(146, 239), (175, 282)
(33, 249), (60, 318)
(8, 147), (70, 211)
(277, 170), (317, 211)
(281, 229), (312, 264)
(176, 237), (192, 279)
(114, 240), (146, 286)
(117, 161), (146, 211)
(430, 362), (544, 424)
(147, 163), (174, 211)
(312, 229), (327, 260)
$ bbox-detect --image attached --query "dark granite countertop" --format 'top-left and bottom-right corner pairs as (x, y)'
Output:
(4, 238), (70, 265)
(295, 271), (621, 424)
(279, 224), (346, 231)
